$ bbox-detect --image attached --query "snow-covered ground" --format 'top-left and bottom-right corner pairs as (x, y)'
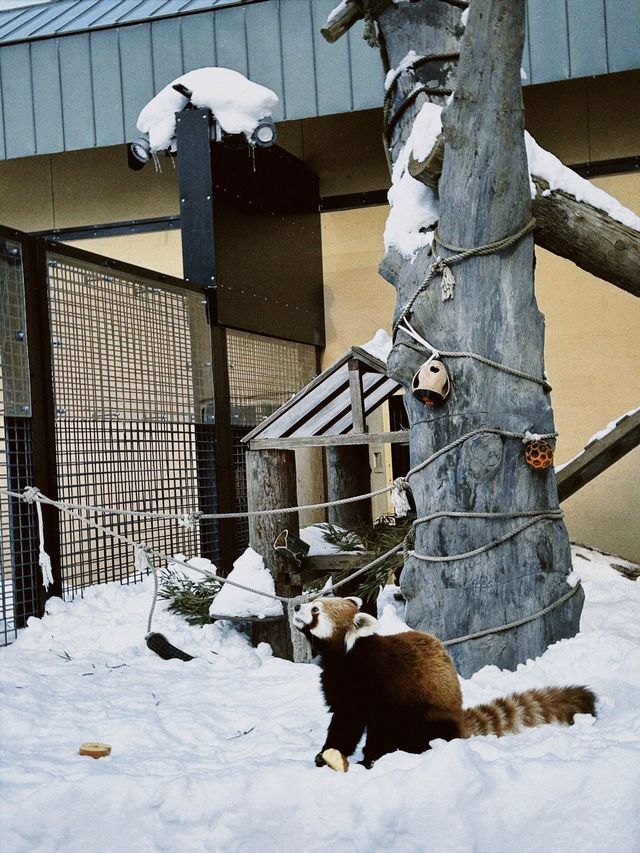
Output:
(1, 546), (639, 853)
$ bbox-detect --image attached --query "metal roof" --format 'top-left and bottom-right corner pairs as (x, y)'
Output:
(242, 346), (402, 448)
(0, 0), (638, 160)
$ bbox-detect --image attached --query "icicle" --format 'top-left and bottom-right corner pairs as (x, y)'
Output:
(391, 478), (412, 518)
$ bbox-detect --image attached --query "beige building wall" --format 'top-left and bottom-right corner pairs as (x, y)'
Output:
(0, 72), (638, 559)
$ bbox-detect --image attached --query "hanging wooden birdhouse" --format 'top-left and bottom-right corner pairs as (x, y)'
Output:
(411, 359), (451, 406)
(524, 440), (554, 470)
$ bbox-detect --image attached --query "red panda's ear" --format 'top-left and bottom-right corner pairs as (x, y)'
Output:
(345, 596), (363, 610)
(354, 613), (377, 631)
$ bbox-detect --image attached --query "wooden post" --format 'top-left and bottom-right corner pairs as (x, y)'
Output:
(325, 445), (373, 531)
(246, 448), (309, 661)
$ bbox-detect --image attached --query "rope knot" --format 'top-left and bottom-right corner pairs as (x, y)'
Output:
(432, 255), (456, 301)
(22, 486), (40, 504)
(177, 512), (199, 530)
(391, 478), (412, 518)
(522, 431), (543, 444)
(134, 544), (153, 573)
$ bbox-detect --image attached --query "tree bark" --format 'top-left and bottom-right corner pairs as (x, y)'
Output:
(326, 445), (372, 530)
(409, 137), (640, 297)
(246, 449), (302, 660)
(380, 0), (582, 675)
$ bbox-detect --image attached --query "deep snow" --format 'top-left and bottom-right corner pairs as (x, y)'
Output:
(1, 546), (639, 853)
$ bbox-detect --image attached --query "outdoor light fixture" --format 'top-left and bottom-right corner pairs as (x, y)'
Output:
(251, 116), (278, 148)
(128, 134), (151, 171)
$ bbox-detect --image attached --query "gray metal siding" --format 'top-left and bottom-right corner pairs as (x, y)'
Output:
(0, 0), (638, 160)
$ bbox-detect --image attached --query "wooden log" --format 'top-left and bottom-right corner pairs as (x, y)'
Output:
(246, 449), (302, 660)
(326, 444), (372, 530)
(383, 0), (582, 676)
(409, 136), (640, 298)
(556, 409), (640, 502)
(321, 0), (391, 44)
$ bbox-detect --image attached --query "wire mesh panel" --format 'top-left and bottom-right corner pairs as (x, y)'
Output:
(46, 251), (217, 597)
(226, 329), (316, 552)
(0, 237), (39, 645)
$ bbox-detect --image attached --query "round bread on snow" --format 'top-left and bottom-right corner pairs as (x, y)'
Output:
(79, 742), (111, 759)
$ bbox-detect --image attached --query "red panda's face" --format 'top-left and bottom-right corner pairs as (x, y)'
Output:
(293, 597), (377, 651)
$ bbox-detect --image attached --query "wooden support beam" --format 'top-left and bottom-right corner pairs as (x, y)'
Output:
(248, 431), (409, 451)
(321, 0), (391, 43)
(348, 358), (366, 434)
(409, 135), (640, 298)
(326, 444), (373, 530)
(557, 409), (640, 502)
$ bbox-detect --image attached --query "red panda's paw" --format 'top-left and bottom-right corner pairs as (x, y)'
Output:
(358, 758), (376, 769)
(314, 751), (327, 767)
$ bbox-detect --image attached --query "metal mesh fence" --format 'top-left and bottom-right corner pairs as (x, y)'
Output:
(0, 237), (39, 645)
(46, 252), (218, 597)
(226, 329), (316, 552)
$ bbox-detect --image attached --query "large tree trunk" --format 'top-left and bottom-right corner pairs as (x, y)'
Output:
(379, 0), (583, 675)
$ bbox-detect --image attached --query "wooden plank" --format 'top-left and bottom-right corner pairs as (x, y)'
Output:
(259, 364), (350, 439)
(248, 431), (409, 450)
(348, 359), (366, 434)
(328, 377), (400, 435)
(291, 370), (385, 437)
(557, 410), (640, 502)
(302, 553), (369, 574)
(241, 351), (352, 443)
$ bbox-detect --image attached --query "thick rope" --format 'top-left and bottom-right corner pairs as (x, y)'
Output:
(410, 512), (564, 563)
(443, 581), (582, 647)
(5, 487), (578, 649)
(397, 319), (552, 391)
(394, 218), (537, 330)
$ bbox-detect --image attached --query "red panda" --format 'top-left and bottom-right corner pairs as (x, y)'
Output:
(293, 596), (596, 769)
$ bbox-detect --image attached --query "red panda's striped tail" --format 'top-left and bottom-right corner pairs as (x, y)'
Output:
(463, 685), (596, 738)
